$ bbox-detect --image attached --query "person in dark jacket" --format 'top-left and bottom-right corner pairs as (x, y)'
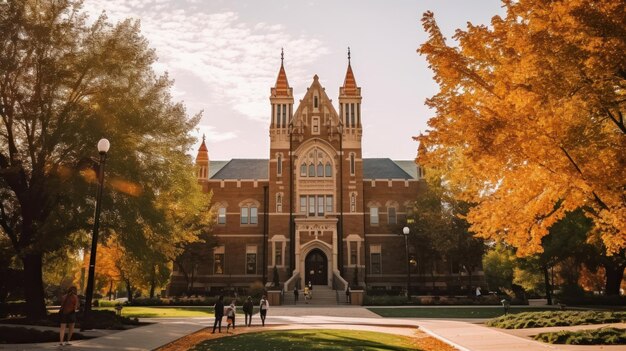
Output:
(212, 295), (224, 333)
(242, 296), (254, 326)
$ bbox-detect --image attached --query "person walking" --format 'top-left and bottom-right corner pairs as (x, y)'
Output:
(303, 286), (309, 303)
(212, 295), (224, 333)
(345, 284), (351, 304)
(242, 296), (253, 327)
(293, 287), (299, 304)
(59, 286), (79, 346)
(226, 300), (236, 333)
(259, 295), (269, 326)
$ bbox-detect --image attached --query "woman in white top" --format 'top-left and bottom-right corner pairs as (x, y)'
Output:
(259, 295), (269, 326)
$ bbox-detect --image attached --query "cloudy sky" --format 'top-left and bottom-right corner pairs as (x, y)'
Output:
(83, 0), (504, 160)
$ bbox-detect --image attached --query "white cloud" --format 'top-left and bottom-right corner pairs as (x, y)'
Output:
(82, 0), (329, 125)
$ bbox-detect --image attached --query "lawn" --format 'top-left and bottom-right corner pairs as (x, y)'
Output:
(368, 307), (554, 319)
(190, 329), (427, 351)
(97, 306), (214, 318)
(96, 306), (261, 318)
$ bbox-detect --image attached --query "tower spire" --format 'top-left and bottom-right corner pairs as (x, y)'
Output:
(281, 47), (284, 65)
(348, 46), (351, 65)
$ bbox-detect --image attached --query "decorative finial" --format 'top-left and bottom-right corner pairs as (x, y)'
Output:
(202, 133), (206, 143)
(281, 47), (284, 64)
(348, 46), (351, 64)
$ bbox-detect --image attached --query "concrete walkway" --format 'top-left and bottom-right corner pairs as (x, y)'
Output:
(1, 306), (624, 351)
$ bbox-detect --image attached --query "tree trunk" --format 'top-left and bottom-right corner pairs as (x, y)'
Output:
(23, 253), (47, 320)
(150, 266), (156, 299)
(125, 279), (133, 303)
(604, 263), (625, 296)
(542, 264), (552, 305)
(108, 280), (113, 300)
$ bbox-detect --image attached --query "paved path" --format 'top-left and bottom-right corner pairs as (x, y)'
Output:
(1, 306), (625, 351)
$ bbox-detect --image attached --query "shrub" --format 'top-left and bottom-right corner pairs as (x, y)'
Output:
(0, 326), (89, 344)
(534, 327), (626, 345)
(487, 311), (626, 329)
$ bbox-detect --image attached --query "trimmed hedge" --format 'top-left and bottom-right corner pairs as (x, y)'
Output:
(534, 327), (626, 345)
(487, 311), (626, 329)
(364, 294), (513, 306)
(1, 310), (139, 330)
(0, 326), (89, 344)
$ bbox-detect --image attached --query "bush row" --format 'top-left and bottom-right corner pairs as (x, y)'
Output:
(487, 311), (626, 329)
(0, 326), (89, 344)
(364, 294), (519, 306)
(534, 327), (626, 345)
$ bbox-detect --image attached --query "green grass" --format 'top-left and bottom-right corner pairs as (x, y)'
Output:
(368, 307), (553, 319)
(96, 306), (261, 318)
(191, 329), (422, 351)
(487, 311), (626, 329)
(96, 306), (214, 318)
(534, 327), (626, 345)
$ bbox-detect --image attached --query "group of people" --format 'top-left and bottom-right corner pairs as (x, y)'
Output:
(211, 295), (270, 333)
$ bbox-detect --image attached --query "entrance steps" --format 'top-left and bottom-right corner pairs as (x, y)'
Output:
(283, 285), (345, 305)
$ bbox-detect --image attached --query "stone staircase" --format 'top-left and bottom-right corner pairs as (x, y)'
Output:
(282, 285), (348, 305)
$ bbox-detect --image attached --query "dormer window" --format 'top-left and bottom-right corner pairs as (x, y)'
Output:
(314, 95), (319, 108)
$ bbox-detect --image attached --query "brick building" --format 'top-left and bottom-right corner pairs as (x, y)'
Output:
(168, 54), (482, 297)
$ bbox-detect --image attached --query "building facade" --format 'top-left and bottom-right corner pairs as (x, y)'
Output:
(168, 55), (481, 296)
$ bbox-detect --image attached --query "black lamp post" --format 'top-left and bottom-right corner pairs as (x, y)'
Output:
(402, 226), (411, 300)
(83, 138), (110, 324)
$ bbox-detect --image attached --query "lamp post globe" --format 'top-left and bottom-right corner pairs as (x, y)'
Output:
(97, 138), (110, 153)
(83, 138), (110, 328)
(402, 226), (411, 300)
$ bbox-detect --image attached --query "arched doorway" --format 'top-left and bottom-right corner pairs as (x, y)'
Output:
(305, 249), (328, 285)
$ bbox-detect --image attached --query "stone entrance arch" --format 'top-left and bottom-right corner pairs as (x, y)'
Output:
(305, 249), (327, 285)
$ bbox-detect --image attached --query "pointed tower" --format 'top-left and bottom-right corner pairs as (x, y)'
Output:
(270, 49), (294, 149)
(416, 133), (427, 180)
(196, 134), (209, 181)
(339, 48), (362, 141)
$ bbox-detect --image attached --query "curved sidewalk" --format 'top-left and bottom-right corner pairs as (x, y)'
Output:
(1, 306), (624, 351)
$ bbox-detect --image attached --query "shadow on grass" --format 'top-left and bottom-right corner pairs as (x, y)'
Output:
(191, 329), (422, 351)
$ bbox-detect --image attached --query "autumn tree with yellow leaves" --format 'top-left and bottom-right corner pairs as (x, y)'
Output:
(418, 0), (625, 294)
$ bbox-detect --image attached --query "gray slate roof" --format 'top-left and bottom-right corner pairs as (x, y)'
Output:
(209, 158), (416, 180)
(392, 160), (419, 180)
(362, 158), (413, 180)
(211, 159), (268, 179)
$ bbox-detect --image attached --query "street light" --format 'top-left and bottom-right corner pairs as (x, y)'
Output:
(83, 138), (110, 326)
(402, 226), (411, 300)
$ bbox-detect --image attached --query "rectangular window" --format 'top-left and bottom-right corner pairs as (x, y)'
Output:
(370, 207), (379, 225)
(388, 207), (397, 225)
(240, 207), (249, 224)
(214, 253), (224, 274)
(250, 207), (258, 224)
(350, 154), (355, 175)
(218, 207), (226, 224)
(308, 196), (315, 216)
(272, 104), (276, 127)
(326, 195), (333, 213)
(246, 245), (257, 275)
(350, 242), (357, 266)
(282, 104), (286, 128)
(246, 254), (256, 274)
(351, 103), (355, 127)
(357, 103), (360, 126)
(312, 117), (320, 134)
(300, 196), (307, 213)
(317, 195), (324, 216)
(277, 155), (282, 175)
(274, 242), (283, 266)
(370, 253), (381, 274)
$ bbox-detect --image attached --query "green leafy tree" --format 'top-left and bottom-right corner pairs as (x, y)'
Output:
(482, 243), (516, 293)
(0, 0), (202, 318)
